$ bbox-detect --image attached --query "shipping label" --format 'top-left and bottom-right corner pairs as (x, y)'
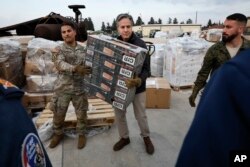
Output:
(122, 55), (136, 66)
(113, 101), (124, 110)
(117, 79), (128, 89)
(87, 49), (94, 56)
(119, 68), (133, 78)
(115, 90), (127, 100)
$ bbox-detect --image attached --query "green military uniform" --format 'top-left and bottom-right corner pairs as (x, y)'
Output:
(51, 43), (88, 135)
(193, 38), (250, 93)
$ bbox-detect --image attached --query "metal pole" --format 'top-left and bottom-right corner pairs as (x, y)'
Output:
(195, 11), (197, 24)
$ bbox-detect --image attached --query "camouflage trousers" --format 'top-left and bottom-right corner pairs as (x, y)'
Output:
(50, 92), (88, 135)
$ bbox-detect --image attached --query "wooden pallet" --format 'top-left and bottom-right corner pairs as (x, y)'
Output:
(22, 92), (53, 114)
(35, 98), (115, 128)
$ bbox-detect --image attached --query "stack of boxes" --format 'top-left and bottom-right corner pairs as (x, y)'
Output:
(24, 38), (59, 93)
(206, 29), (222, 42)
(163, 37), (212, 87)
(150, 43), (167, 77)
(0, 39), (25, 88)
(22, 38), (59, 109)
(85, 35), (147, 110)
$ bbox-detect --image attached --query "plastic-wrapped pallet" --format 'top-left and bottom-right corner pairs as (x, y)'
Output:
(25, 38), (60, 76)
(26, 75), (57, 93)
(85, 34), (147, 110)
(150, 43), (167, 77)
(168, 29), (183, 39)
(1, 35), (34, 60)
(25, 38), (61, 93)
(0, 38), (25, 87)
(163, 36), (213, 87)
(206, 29), (222, 42)
(191, 30), (201, 39)
(154, 31), (168, 38)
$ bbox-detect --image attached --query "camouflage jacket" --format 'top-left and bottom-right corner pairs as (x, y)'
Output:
(53, 43), (86, 94)
(194, 38), (250, 91)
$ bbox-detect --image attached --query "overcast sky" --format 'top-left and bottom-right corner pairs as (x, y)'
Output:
(1, 0), (250, 30)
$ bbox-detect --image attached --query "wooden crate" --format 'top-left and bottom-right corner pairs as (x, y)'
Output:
(22, 92), (53, 109)
(36, 98), (115, 128)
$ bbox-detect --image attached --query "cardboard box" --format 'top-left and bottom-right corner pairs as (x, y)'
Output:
(26, 75), (57, 93)
(22, 92), (53, 108)
(146, 77), (171, 109)
(85, 34), (147, 110)
(24, 60), (56, 76)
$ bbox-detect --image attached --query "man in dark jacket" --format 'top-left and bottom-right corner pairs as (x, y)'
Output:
(176, 49), (250, 167)
(112, 13), (154, 155)
(189, 13), (250, 107)
(0, 78), (52, 167)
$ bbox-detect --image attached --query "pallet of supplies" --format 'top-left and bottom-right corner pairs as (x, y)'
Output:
(0, 38), (25, 87)
(163, 36), (213, 88)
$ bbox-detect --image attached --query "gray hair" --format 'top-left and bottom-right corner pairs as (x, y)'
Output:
(116, 13), (134, 27)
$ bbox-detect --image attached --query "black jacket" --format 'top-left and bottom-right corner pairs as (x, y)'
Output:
(0, 79), (52, 167)
(118, 32), (151, 94)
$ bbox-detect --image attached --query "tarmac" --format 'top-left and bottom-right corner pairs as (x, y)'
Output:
(43, 89), (196, 167)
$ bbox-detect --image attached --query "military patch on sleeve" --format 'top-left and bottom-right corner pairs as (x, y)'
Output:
(21, 133), (46, 167)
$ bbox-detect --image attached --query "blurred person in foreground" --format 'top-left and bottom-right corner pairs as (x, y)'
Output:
(189, 13), (250, 107)
(112, 13), (154, 155)
(177, 49), (250, 167)
(0, 78), (52, 167)
(49, 22), (92, 149)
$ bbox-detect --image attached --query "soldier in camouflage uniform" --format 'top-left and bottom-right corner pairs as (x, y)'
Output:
(189, 13), (250, 107)
(49, 22), (92, 149)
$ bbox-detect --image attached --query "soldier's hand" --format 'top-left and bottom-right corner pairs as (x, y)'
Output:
(74, 65), (92, 76)
(188, 88), (199, 107)
(189, 94), (196, 107)
(125, 77), (141, 89)
(51, 47), (60, 54)
(50, 47), (60, 62)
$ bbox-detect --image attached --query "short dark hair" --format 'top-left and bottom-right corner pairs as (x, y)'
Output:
(226, 13), (247, 25)
(61, 21), (76, 30)
(116, 13), (134, 27)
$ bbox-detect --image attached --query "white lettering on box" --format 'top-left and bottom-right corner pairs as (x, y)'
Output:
(120, 68), (132, 78)
(117, 79), (128, 89)
(85, 61), (92, 67)
(122, 55), (135, 66)
(115, 90), (127, 100)
(113, 101), (124, 110)
(87, 49), (94, 56)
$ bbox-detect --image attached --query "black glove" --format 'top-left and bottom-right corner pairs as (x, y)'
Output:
(74, 65), (92, 76)
(189, 87), (199, 107)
